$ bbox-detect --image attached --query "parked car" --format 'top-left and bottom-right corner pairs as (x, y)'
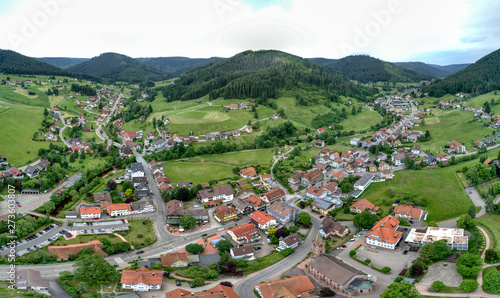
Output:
(176, 280), (181, 286)
(17, 204), (21, 208)
(189, 282), (195, 288)
(136, 250), (144, 255)
(409, 221), (414, 224)
(201, 234), (208, 237)
(254, 247), (262, 250)
(319, 215), (325, 219)
(403, 250), (408, 255)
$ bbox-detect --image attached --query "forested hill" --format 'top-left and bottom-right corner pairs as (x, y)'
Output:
(136, 57), (224, 77)
(394, 62), (470, 77)
(393, 62), (450, 77)
(423, 48), (500, 97)
(0, 50), (76, 76)
(161, 50), (377, 102)
(318, 55), (433, 83)
(68, 53), (169, 83)
(38, 57), (89, 69)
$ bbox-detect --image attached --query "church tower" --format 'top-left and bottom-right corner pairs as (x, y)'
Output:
(311, 231), (325, 257)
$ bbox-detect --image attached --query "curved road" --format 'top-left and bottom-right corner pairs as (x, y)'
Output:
(235, 216), (320, 297)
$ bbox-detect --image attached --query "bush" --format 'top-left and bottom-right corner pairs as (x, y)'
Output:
(185, 244), (205, 254)
(485, 249), (499, 263)
(394, 276), (404, 283)
(482, 269), (500, 294)
(458, 280), (478, 292)
(364, 259), (371, 264)
(381, 267), (391, 273)
(137, 234), (143, 238)
(349, 250), (357, 257)
(431, 281), (446, 292)
(192, 277), (205, 287)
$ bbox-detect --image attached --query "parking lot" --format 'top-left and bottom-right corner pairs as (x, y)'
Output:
(0, 224), (61, 257)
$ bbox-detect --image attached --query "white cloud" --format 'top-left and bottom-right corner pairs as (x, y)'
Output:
(0, 0), (496, 64)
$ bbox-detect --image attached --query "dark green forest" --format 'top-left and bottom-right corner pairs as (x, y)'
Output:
(321, 55), (433, 83)
(424, 49), (500, 97)
(68, 52), (169, 83)
(137, 56), (224, 77)
(0, 50), (74, 77)
(160, 50), (377, 102)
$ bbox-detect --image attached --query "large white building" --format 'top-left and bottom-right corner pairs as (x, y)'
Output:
(197, 184), (235, 203)
(404, 227), (469, 250)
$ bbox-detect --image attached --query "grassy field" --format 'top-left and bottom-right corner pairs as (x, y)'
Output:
(189, 149), (274, 165)
(0, 84), (50, 108)
(418, 109), (492, 154)
(163, 149), (274, 184)
(276, 97), (381, 132)
(0, 107), (54, 166)
(360, 163), (474, 222)
(477, 214), (500, 254)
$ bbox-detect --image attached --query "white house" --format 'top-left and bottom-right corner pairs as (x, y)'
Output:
(120, 267), (162, 291)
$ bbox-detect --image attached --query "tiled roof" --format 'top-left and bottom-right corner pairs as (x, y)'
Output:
(49, 240), (108, 259)
(255, 275), (314, 298)
(107, 203), (132, 212)
(350, 199), (377, 212)
(366, 215), (403, 244)
(80, 206), (101, 215)
(161, 252), (189, 266)
(227, 223), (258, 240)
(120, 266), (163, 286)
(249, 211), (276, 226)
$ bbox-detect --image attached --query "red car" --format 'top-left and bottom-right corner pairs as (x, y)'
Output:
(17, 204), (21, 208)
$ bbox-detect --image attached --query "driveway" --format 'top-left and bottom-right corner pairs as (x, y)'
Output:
(468, 187), (486, 217)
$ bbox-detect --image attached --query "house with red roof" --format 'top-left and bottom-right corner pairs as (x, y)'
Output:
(226, 223), (260, 244)
(249, 211), (277, 230)
(120, 267), (163, 291)
(365, 215), (403, 249)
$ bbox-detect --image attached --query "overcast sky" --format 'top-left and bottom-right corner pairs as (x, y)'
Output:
(0, 0), (498, 65)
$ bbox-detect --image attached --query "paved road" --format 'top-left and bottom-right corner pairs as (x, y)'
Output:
(468, 187), (486, 217)
(58, 124), (71, 148)
(133, 150), (173, 242)
(235, 216), (320, 297)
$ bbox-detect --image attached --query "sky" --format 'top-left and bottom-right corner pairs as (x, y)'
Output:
(0, 0), (498, 65)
